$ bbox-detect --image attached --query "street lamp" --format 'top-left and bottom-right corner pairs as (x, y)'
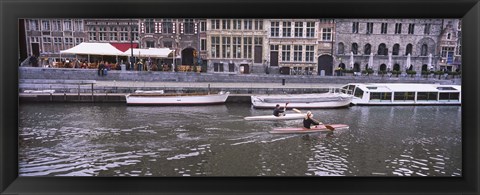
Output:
(129, 20), (135, 70)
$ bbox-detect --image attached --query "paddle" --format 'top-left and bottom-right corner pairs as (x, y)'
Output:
(292, 108), (335, 130)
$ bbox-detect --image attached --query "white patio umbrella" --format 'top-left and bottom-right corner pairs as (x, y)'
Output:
(427, 53), (433, 70)
(349, 51), (354, 69)
(387, 52), (392, 70)
(406, 53), (411, 71)
(368, 53), (373, 70)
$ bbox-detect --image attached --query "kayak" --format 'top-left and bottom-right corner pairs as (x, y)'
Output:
(244, 113), (306, 121)
(269, 124), (349, 134)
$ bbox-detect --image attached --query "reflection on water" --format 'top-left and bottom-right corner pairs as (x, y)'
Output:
(19, 103), (462, 176)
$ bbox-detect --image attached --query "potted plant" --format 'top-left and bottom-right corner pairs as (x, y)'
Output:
(434, 70), (444, 79)
(391, 70), (401, 77)
(406, 70), (417, 78)
(344, 69), (354, 76)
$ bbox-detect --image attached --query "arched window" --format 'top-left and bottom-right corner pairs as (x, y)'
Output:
(339, 63), (346, 69)
(354, 63), (360, 72)
(338, 43), (344, 54)
(364, 44), (371, 55)
(351, 43), (358, 54)
(421, 44), (428, 56)
(447, 33), (451, 39)
(422, 64), (428, 71)
(378, 43), (387, 55)
(392, 44), (400, 55)
(405, 44), (413, 55)
(380, 64), (387, 71)
(393, 64), (400, 71)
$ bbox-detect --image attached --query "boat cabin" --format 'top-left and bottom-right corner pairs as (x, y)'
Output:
(341, 83), (461, 105)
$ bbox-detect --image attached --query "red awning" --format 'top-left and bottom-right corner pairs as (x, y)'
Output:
(110, 43), (139, 52)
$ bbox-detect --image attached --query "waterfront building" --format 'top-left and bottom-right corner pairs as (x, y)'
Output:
(266, 19), (334, 76)
(138, 19), (203, 71)
(438, 19), (462, 72)
(205, 19), (267, 74)
(333, 19), (446, 74)
(23, 19), (88, 66)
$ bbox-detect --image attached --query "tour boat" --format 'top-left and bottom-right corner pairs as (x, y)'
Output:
(250, 91), (353, 108)
(244, 113), (306, 121)
(125, 91), (230, 105)
(341, 83), (461, 105)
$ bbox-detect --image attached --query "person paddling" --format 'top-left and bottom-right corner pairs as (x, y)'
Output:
(303, 111), (321, 129)
(273, 103), (289, 117)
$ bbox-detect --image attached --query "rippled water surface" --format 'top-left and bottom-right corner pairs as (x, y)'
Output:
(19, 103), (462, 176)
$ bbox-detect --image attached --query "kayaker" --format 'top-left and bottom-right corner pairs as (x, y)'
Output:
(303, 111), (321, 129)
(273, 103), (288, 117)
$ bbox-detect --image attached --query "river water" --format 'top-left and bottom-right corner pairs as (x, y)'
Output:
(18, 103), (462, 177)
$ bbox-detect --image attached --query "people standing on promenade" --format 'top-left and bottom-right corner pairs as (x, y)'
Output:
(137, 60), (143, 71)
(273, 103), (288, 117)
(97, 61), (105, 76)
(303, 111), (321, 129)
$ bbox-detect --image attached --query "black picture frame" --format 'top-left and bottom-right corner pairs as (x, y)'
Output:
(1, 0), (479, 194)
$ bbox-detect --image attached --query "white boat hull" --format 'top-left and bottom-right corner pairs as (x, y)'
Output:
(251, 93), (352, 108)
(126, 92), (230, 105)
(244, 113), (306, 121)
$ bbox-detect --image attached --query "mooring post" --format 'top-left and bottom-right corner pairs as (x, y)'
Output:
(91, 83), (94, 102)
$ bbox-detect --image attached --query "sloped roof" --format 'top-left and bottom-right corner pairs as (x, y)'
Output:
(121, 48), (173, 58)
(60, 42), (124, 56)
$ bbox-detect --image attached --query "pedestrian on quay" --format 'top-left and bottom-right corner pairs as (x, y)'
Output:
(303, 111), (321, 129)
(97, 61), (105, 76)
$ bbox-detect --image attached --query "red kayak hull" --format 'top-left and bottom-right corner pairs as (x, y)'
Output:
(269, 124), (349, 134)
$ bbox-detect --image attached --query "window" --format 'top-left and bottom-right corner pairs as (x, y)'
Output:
(294, 22), (303, 37)
(338, 43), (344, 54)
(270, 45), (279, 51)
(233, 19), (241, 30)
(145, 19), (155, 33)
(243, 37), (252, 58)
(120, 32), (128, 41)
(29, 20), (40, 31)
(439, 93), (460, 101)
(42, 20), (50, 31)
(270, 22), (279, 37)
(244, 19), (252, 30)
(408, 24), (415, 34)
(184, 19), (195, 34)
(222, 37), (231, 58)
(392, 44), (400, 55)
(369, 92), (392, 102)
(282, 22), (291, 37)
(417, 92), (438, 101)
(200, 21), (206, 32)
(381, 23), (388, 34)
(254, 37), (262, 46)
(293, 45), (302, 62)
(395, 23), (402, 34)
(211, 36), (220, 58)
(75, 38), (83, 45)
(222, 19), (230, 30)
(306, 22), (315, 37)
(63, 20), (72, 31)
(54, 37), (62, 43)
(51, 20), (61, 31)
(110, 32), (117, 41)
(200, 39), (207, 51)
(305, 45), (314, 62)
(89, 32), (97, 41)
(354, 88), (364, 98)
(214, 63), (224, 72)
(43, 37), (51, 43)
(351, 43), (358, 54)
(281, 45), (291, 61)
(254, 20), (263, 30)
(366, 23), (373, 34)
(424, 24), (431, 35)
(163, 19), (173, 33)
(406, 44), (413, 55)
(441, 47), (454, 57)
(145, 41), (155, 48)
(364, 44), (371, 55)
(99, 32), (107, 41)
(232, 37), (241, 58)
(421, 44), (428, 56)
(447, 33), (452, 40)
(163, 41), (172, 48)
(352, 22), (359, 33)
(394, 92), (415, 101)
(378, 43), (387, 55)
(211, 19), (220, 30)
(322, 28), (332, 41)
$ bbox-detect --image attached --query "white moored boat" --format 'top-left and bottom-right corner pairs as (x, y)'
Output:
(251, 91), (353, 108)
(125, 91), (230, 105)
(341, 83), (461, 105)
(244, 113), (306, 121)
